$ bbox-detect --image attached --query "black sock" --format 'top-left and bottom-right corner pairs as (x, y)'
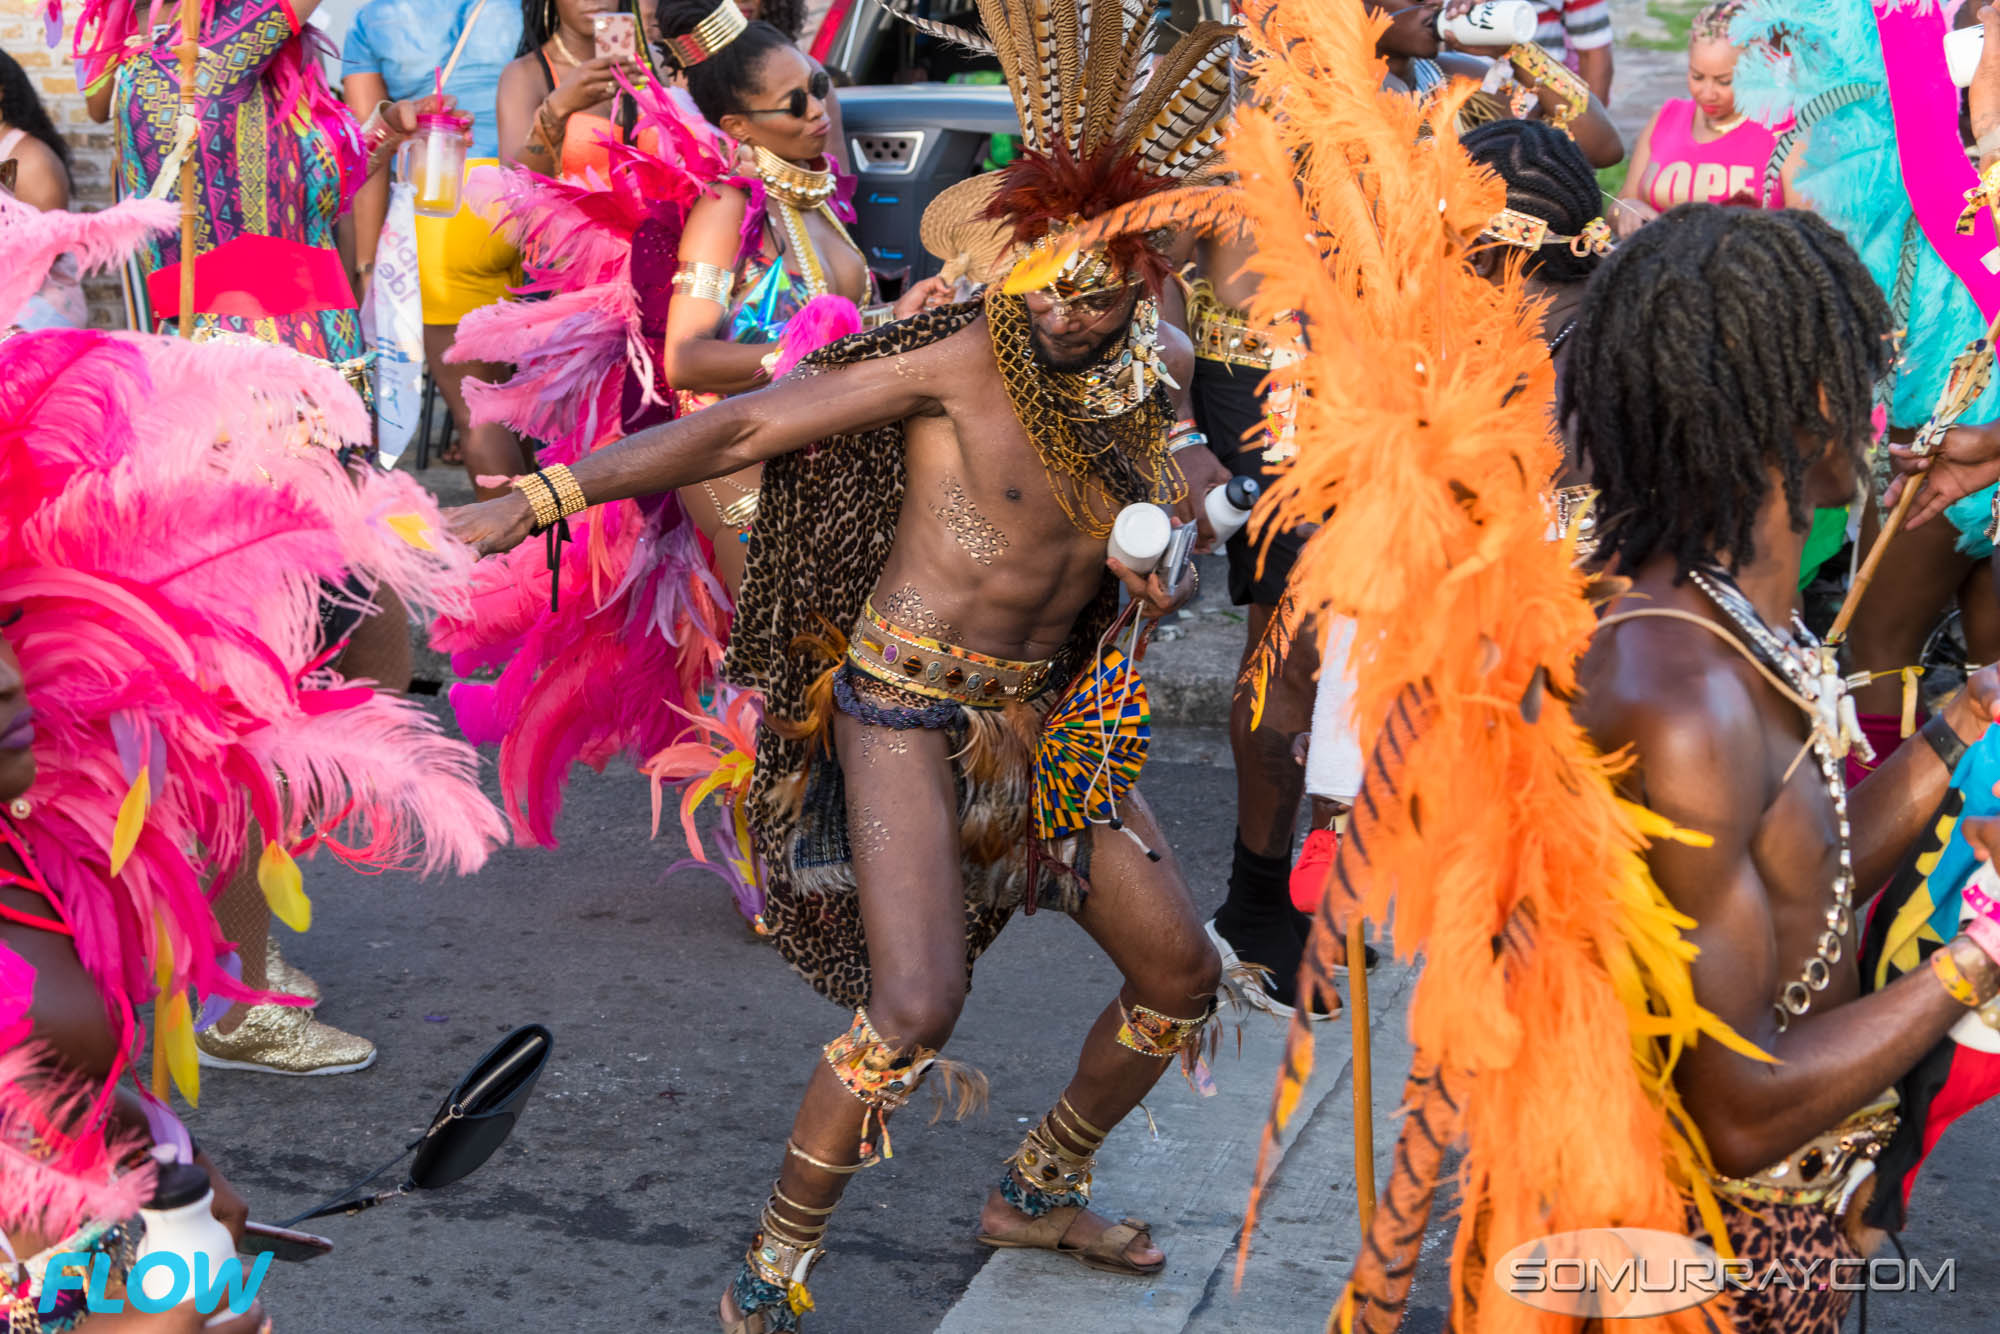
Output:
(1215, 836), (1307, 937)
(1213, 836), (1316, 1006)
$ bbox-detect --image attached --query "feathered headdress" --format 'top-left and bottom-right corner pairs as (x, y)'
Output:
(881, 0), (1237, 292)
(1202, 2), (1758, 1330)
(1, 194), (506, 1111)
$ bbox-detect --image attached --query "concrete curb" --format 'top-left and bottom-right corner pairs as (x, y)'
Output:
(937, 964), (1418, 1333)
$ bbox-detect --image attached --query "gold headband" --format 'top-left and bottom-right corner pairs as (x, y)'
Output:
(663, 0), (748, 68)
(1482, 209), (1613, 258)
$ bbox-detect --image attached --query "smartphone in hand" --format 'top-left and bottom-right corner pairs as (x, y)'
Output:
(593, 12), (638, 63)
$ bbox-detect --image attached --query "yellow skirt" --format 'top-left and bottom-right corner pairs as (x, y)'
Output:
(414, 158), (521, 326)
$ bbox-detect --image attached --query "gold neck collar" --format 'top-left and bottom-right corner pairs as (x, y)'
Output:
(754, 146), (839, 209)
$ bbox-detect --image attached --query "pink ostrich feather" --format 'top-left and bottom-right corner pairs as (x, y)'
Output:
(769, 294), (864, 377)
(0, 238), (504, 1076)
(0, 1045), (154, 1243)
(0, 195), (177, 332)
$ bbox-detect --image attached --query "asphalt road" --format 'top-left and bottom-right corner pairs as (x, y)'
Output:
(177, 704), (2000, 1333)
(179, 714), (1248, 1332)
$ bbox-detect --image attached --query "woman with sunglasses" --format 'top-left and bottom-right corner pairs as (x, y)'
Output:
(652, 0), (946, 589)
(434, 0), (945, 892)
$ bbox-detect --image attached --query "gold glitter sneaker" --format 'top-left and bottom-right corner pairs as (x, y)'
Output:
(195, 1002), (377, 1076)
(264, 940), (321, 1006)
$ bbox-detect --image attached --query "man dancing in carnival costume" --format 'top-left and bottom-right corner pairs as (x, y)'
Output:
(0, 193), (503, 1328)
(1101, 3), (2000, 1333)
(452, 1), (1240, 1326)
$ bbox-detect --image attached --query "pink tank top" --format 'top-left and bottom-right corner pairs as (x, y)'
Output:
(1639, 98), (1786, 211)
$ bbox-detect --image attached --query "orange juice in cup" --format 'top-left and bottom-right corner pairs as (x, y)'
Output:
(411, 111), (474, 218)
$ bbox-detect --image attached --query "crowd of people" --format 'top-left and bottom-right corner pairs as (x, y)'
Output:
(10, 0), (2000, 1330)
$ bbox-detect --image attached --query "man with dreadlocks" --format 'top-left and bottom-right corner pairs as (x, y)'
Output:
(450, 2), (1239, 1328)
(1572, 204), (2000, 1333)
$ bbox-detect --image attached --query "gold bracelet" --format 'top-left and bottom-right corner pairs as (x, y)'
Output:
(1506, 42), (1588, 135)
(672, 261), (735, 307)
(541, 463), (588, 521)
(511, 472), (562, 531)
(1934, 937), (1997, 1009)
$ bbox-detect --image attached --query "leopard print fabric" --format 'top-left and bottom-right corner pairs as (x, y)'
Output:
(722, 303), (1118, 1009)
(1685, 1196), (1859, 1333)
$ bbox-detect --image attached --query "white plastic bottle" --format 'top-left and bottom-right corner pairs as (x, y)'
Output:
(1108, 503), (1172, 574)
(134, 1161), (240, 1326)
(1203, 476), (1262, 546)
(1438, 0), (1537, 46)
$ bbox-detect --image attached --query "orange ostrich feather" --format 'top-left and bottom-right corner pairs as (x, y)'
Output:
(1218, 2), (1763, 1330)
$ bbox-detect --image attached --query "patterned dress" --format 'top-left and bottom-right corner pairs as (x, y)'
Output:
(114, 0), (361, 360)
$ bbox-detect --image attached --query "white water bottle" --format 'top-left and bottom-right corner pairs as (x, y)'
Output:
(135, 1161), (240, 1326)
(1108, 503), (1172, 574)
(1438, 0), (1537, 46)
(1203, 476), (1262, 546)
(1948, 25), (1986, 89)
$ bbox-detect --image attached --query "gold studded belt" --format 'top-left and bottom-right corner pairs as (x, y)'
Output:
(848, 600), (1059, 707)
(1708, 1094), (1900, 1212)
(1188, 280), (1300, 371)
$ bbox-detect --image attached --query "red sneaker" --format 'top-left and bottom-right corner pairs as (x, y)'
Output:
(1289, 827), (1339, 914)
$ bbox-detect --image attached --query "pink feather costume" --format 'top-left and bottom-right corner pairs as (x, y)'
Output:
(436, 84), (866, 919)
(0, 194), (506, 1196)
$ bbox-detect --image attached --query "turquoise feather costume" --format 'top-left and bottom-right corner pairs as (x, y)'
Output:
(1734, 0), (2000, 554)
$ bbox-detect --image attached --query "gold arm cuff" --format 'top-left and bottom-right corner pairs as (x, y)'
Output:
(663, 0), (749, 68)
(672, 261), (735, 307)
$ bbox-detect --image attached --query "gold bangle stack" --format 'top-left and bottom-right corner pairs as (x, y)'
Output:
(1506, 42), (1588, 134)
(511, 464), (588, 533)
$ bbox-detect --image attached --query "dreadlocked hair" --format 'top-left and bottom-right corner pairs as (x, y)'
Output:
(656, 1), (798, 123)
(1462, 118), (1602, 284)
(1563, 204), (1889, 576)
(985, 143), (1177, 294)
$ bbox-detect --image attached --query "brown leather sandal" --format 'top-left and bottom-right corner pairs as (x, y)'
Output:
(976, 1204), (1165, 1276)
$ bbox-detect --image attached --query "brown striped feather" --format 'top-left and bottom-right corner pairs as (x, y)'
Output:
(1138, 57), (1232, 173)
(868, 1), (995, 58)
(1119, 20), (1236, 148)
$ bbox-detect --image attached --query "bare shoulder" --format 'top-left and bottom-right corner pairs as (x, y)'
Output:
(5, 138), (67, 212)
(498, 54), (543, 97)
(686, 183), (752, 235)
(1577, 609), (1773, 836)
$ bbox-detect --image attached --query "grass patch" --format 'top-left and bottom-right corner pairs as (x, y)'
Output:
(1628, 0), (1704, 51)
(1597, 160), (1630, 197)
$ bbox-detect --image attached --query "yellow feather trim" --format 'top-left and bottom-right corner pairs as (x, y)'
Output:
(109, 768), (149, 877)
(257, 840), (312, 933)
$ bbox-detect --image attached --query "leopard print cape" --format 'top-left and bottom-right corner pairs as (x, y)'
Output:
(721, 302), (1124, 1010)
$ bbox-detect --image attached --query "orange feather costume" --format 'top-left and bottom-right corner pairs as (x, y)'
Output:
(1134, 2), (1766, 1329)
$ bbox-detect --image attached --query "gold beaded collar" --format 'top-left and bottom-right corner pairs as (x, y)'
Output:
(753, 145), (840, 209)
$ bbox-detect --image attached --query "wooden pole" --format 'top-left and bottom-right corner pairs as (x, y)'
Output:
(1826, 476), (1927, 647)
(1347, 912), (1375, 1235)
(177, 0), (199, 339)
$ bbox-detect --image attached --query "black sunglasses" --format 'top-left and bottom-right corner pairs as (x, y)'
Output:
(743, 69), (832, 120)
